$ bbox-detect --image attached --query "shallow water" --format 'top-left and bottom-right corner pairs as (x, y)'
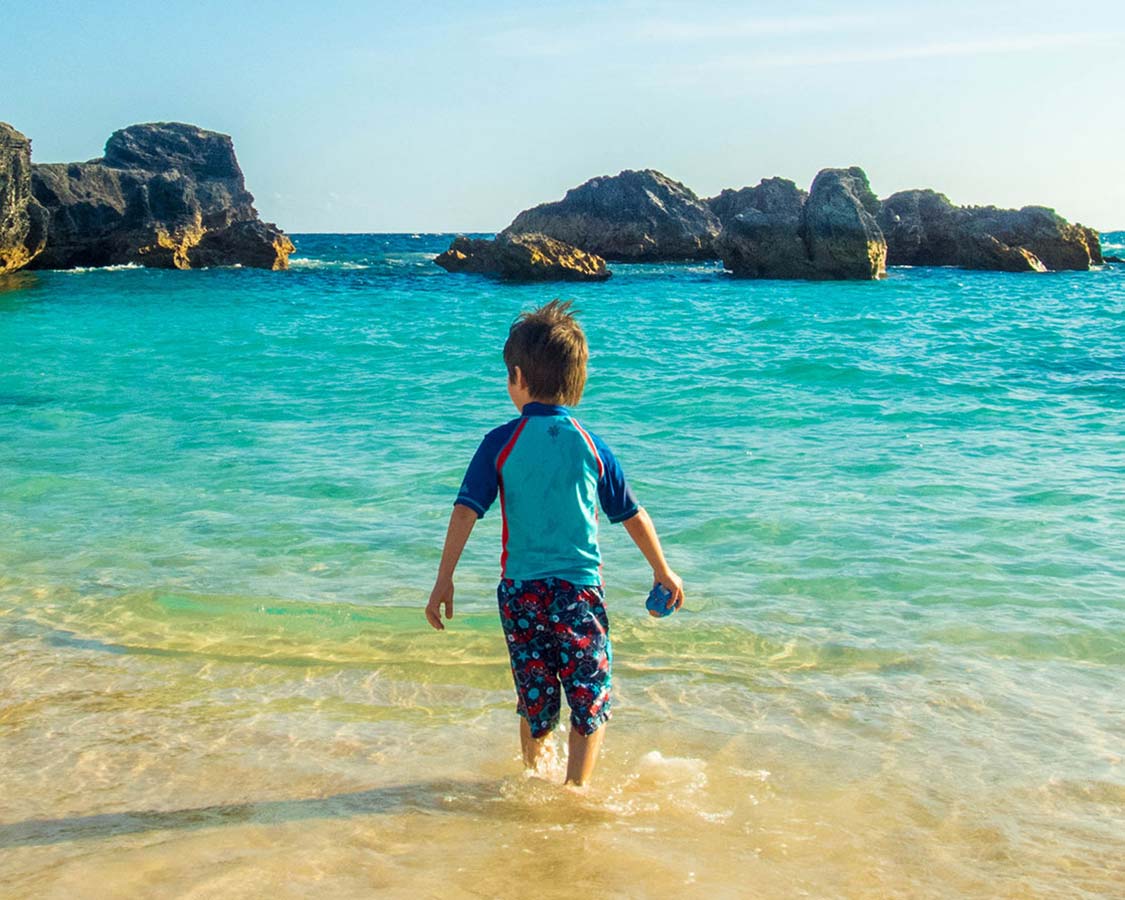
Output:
(1, 233), (1123, 898)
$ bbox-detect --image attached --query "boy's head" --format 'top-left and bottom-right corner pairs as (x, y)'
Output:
(503, 299), (588, 407)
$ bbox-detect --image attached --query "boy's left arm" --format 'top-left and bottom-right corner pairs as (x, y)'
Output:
(425, 503), (479, 630)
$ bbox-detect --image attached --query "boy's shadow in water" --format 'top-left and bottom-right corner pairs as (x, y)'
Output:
(0, 778), (609, 848)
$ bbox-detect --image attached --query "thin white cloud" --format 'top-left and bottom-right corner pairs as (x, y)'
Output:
(700, 31), (1116, 71)
(635, 13), (890, 42)
(485, 10), (890, 59)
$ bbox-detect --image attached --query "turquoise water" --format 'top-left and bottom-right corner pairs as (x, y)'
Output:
(1, 234), (1123, 897)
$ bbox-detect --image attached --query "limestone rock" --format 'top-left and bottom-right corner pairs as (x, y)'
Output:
(877, 189), (964, 267)
(0, 123), (48, 274)
(804, 167), (887, 280)
(29, 122), (291, 270)
(503, 169), (720, 261)
(716, 167), (886, 280)
(878, 189), (1098, 272)
(960, 234), (1047, 272)
(965, 205), (1094, 271)
(435, 232), (610, 281)
(713, 178), (816, 279)
(190, 219), (295, 270)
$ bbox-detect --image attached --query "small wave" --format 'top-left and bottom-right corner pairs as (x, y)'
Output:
(288, 257), (370, 270)
(634, 751), (708, 787)
(62, 263), (144, 273)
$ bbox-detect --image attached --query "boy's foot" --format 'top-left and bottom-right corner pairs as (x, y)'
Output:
(520, 716), (548, 767)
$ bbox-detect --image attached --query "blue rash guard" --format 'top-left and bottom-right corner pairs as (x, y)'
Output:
(455, 402), (639, 585)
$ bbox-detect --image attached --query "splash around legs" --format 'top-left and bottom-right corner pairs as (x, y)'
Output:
(519, 717), (605, 788)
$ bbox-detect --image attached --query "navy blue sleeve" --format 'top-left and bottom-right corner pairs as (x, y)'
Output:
(455, 421), (520, 518)
(590, 432), (640, 524)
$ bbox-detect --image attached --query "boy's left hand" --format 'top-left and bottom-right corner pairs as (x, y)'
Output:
(426, 577), (454, 630)
(652, 569), (684, 614)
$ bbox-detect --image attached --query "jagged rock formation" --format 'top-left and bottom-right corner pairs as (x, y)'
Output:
(0, 123), (48, 274)
(29, 122), (293, 270)
(715, 167), (887, 280)
(435, 232), (610, 281)
(503, 169), (720, 261)
(878, 190), (1099, 272)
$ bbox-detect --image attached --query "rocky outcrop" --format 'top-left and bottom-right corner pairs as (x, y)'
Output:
(804, 167), (886, 280)
(503, 169), (720, 261)
(0, 123), (48, 274)
(715, 167), (886, 280)
(710, 178), (816, 279)
(435, 232), (610, 281)
(964, 206), (1095, 271)
(28, 122), (293, 270)
(878, 190), (1098, 272)
(877, 189), (964, 267)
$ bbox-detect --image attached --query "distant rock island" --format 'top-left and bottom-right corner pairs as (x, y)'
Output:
(1, 121), (292, 273)
(437, 166), (1103, 282)
(504, 169), (720, 261)
(435, 232), (610, 281)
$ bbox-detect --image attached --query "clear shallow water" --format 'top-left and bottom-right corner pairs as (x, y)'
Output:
(1, 233), (1123, 898)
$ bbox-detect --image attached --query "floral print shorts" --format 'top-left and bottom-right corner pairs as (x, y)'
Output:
(497, 577), (613, 738)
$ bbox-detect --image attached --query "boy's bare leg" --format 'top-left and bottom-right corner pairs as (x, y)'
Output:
(520, 717), (549, 770)
(565, 724), (605, 787)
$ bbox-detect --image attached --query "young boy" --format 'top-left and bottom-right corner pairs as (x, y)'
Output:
(425, 300), (684, 787)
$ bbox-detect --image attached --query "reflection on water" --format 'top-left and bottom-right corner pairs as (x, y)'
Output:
(0, 270), (40, 302)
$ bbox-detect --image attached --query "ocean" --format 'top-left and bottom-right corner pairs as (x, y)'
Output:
(1, 233), (1123, 898)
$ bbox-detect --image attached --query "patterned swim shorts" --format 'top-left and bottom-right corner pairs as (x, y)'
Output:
(497, 577), (613, 739)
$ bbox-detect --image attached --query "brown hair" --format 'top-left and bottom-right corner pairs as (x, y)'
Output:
(503, 299), (589, 405)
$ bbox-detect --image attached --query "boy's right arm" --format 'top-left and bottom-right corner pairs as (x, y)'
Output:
(425, 503), (479, 630)
(622, 507), (684, 614)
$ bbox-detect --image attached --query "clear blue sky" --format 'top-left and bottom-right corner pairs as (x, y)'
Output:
(3, 0), (1121, 232)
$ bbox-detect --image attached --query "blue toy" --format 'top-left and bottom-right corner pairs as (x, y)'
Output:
(646, 583), (676, 617)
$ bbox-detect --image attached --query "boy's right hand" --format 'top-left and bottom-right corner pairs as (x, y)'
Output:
(425, 577), (454, 630)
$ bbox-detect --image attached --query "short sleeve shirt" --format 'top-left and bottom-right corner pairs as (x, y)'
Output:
(456, 402), (638, 584)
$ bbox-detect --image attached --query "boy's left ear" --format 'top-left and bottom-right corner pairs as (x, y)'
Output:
(511, 365), (527, 388)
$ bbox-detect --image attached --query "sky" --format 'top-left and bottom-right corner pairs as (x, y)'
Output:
(2, 0), (1122, 232)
